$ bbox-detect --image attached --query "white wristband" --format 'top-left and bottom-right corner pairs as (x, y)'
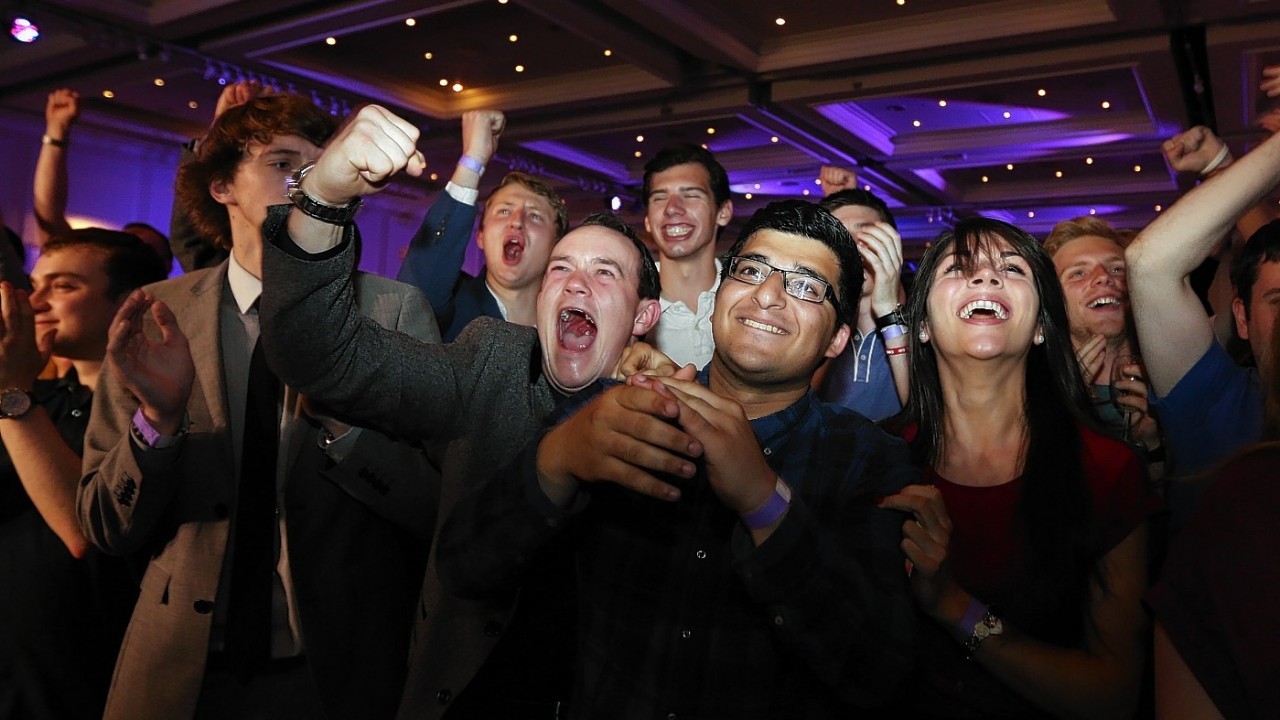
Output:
(1199, 144), (1232, 176)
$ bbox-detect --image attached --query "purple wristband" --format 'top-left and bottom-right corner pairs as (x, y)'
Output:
(879, 323), (907, 341)
(740, 479), (792, 530)
(457, 155), (486, 176)
(954, 597), (987, 644)
(131, 408), (189, 449)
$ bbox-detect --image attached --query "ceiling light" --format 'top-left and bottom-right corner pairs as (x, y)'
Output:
(405, 18), (416, 26)
(775, 18), (786, 26)
(452, 82), (464, 92)
(1133, 165), (1141, 173)
(188, 101), (198, 109)
(753, 183), (761, 189)
(897, 0), (906, 5)
(864, 185), (870, 191)
(1002, 111), (1012, 119)
(745, 193), (753, 199)
(1155, 204), (1162, 211)
(1006, 163), (1014, 170)
(634, 151), (642, 157)
(603, 49), (612, 57)
(636, 135), (644, 142)
(1055, 170), (1063, 177)
(439, 78), (448, 86)
(803, 189), (810, 196)
(424, 52), (433, 59)
(610, 196), (622, 212)
(499, 0), (508, 4)
(102, 90), (115, 98)
(701, 143), (708, 149)
(515, 65), (524, 72)
(770, 136), (778, 143)
(1028, 211), (1035, 218)
(1037, 88), (1046, 97)
(10, 18), (39, 43)
(912, 120), (921, 127)
(325, 37), (336, 45)
(1085, 157), (1093, 164)
(430, 173), (439, 180)
(1101, 101), (1111, 109)
(509, 34), (518, 42)
(938, 100), (947, 107)
(814, 178), (822, 185)
(153, 78), (165, 87)
(981, 176), (989, 182)
(1089, 208), (1096, 215)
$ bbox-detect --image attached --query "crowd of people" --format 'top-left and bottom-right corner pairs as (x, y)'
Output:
(0, 68), (1277, 719)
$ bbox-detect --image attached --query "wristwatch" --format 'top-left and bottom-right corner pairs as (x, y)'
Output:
(874, 305), (907, 330)
(0, 388), (35, 419)
(285, 163), (363, 225)
(962, 605), (1004, 659)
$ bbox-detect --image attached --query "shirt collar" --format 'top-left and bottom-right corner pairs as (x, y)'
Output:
(227, 250), (262, 314)
(658, 257), (723, 312)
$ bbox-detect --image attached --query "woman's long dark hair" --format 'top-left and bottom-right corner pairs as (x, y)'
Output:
(904, 216), (1105, 642)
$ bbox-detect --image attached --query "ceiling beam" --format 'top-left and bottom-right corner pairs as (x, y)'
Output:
(517, 0), (689, 86)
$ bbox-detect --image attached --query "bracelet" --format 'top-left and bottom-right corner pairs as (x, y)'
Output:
(956, 598), (1004, 659)
(457, 154), (486, 176)
(884, 345), (907, 357)
(874, 305), (906, 330)
(879, 323), (907, 341)
(1199, 144), (1232, 176)
(131, 407), (192, 449)
(740, 478), (792, 530)
(42, 134), (68, 148)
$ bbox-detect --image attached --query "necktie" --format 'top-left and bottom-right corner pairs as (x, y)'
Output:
(226, 333), (280, 679)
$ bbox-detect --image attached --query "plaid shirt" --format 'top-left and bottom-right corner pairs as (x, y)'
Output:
(439, 373), (919, 719)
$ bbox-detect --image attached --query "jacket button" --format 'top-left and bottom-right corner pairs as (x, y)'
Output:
(436, 689), (451, 704)
(484, 621), (503, 638)
(214, 503), (229, 519)
(193, 600), (214, 614)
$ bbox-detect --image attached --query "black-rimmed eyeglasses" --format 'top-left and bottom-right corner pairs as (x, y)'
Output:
(725, 256), (836, 305)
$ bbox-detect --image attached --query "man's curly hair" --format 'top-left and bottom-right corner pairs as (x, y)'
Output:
(175, 94), (337, 250)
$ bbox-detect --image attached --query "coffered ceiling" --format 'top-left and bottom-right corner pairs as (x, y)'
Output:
(2, 0), (1278, 255)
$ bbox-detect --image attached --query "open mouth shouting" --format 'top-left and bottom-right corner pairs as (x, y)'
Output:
(958, 298), (1010, 321)
(503, 234), (526, 265)
(558, 307), (597, 351)
(1085, 294), (1123, 311)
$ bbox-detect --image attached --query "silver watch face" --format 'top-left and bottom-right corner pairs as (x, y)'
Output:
(0, 389), (32, 418)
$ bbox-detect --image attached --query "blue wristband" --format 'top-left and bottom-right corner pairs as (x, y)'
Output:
(880, 323), (907, 341)
(740, 478), (792, 529)
(457, 155), (486, 176)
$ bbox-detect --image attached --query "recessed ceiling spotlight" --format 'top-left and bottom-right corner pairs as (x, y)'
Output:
(770, 136), (778, 143)
(1002, 111), (1012, 119)
(1037, 88), (1046, 97)
(452, 82), (464, 92)
(430, 172), (439, 180)
(515, 64), (524, 72)
(439, 78), (448, 86)
(912, 120), (921, 127)
(897, 0), (906, 5)
(603, 49), (612, 57)
(706, 127), (715, 134)
(405, 18), (416, 26)
(864, 184), (871, 191)
(424, 52), (433, 59)
(1155, 204), (1162, 211)
(1089, 208), (1096, 215)
(981, 175), (989, 182)
(1085, 157), (1093, 164)
(498, 0), (508, 4)
(102, 90), (115, 98)
(1006, 163), (1014, 170)
(814, 178), (822, 185)
(634, 151), (642, 157)
(745, 192), (753, 199)
(775, 17), (786, 26)
(1133, 165), (1141, 173)
(701, 143), (708, 149)
(938, 100), (947, 107)
(1055, 170), (1063, 177)
(753, 183), (761, 189)
(10, 17), (39, 43)
(1028, 211), (1035, 218)
(636, 134), (644, 142)
(153, 78), (165, 87)
(1101, 101), (1111, 109)
(325, 37), (336, 46)
(509, 34), (518, 42)
(803, 189), (810, 196)
(188, 101), (198, 109)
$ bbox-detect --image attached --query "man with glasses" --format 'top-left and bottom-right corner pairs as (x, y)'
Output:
(438, 200), (918, 719)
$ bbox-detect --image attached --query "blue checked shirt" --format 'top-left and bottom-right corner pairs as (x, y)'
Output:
(438, 370), (920, 719)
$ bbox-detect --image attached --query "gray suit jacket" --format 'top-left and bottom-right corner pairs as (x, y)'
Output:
(79, 260), (440, 720)
(258, 209), (562, 719)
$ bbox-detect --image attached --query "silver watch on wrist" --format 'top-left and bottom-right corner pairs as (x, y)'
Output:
(285, 163), (363, 225)
(0, 388), (35, 419)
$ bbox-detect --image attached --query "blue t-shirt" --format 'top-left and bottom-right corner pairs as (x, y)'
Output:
(1153, 341), (1263, 478)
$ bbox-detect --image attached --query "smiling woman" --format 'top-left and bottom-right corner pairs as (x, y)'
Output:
(879, 217), (1162, 719)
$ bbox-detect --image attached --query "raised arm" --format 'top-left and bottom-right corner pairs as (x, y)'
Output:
(33, 89), (79, 246)
(1127, 128), (1280, 394)
(396, 109), (504, 334)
